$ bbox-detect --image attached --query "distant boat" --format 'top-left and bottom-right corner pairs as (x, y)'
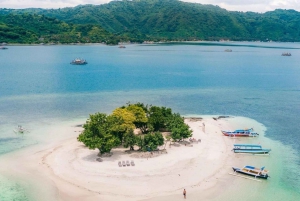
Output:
(13, 125), (29, 134)
(222, 128), (259, 137)
(282, 52), (291, 56)
(119, 45), (126, 48)
(224, 49), (232, 52)
(232, 165), (269, 179)
(233, 144), (271, 154)
(70, 58), (87, 65)
(0, 46), (8, 50)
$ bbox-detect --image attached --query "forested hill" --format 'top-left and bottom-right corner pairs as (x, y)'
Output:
(1, 0), (300, 42)
(0, 13), (133, 44)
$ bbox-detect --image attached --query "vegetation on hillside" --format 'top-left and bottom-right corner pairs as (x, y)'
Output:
(77, 103), (192, 155)
(1, 0), (300, 43)
(0, 13), (132, 44)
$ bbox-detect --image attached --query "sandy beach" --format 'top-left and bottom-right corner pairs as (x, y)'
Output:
(0, 116), (260, 201)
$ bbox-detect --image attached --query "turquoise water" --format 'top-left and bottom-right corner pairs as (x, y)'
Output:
(0, 42), (300, 200)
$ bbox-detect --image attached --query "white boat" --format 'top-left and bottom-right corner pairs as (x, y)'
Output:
(233, 144), (271, 154)
(232, 165), (269, 179)
(14, 125), (29, 133)
(70, 58), (88, 65)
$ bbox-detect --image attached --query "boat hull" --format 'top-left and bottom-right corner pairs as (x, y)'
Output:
(70, 62), (87, 65)
(233, 149), (271, 154)
(222, 131), (258, 137)
(232, 167), (268, 179)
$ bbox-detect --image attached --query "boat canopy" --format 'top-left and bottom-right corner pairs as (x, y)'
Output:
(234, 144), (262, 148)
(233, 128), (253, 132)
(245, 165), (256, 169)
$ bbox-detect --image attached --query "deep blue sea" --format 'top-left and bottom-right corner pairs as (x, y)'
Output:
(0, 42), (300, 200)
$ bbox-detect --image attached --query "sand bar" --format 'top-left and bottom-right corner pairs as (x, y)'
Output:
(0, 116), (254, 201)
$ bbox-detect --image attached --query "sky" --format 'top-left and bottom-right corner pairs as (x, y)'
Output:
(0, 0), (299, 13)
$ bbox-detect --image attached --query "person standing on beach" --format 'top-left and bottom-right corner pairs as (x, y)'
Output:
(183, 189), (186, 199)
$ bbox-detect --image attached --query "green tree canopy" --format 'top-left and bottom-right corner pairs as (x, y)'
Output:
(166, 113), (192, 141)
(126, 104), (148, 133)
(77, 112), (121, 154)
(77, 103), (192, 154)
(123, 129), (138, 151)
(148, 106), (172, 131)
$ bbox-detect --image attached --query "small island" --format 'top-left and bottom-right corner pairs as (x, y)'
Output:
(18, 103), (264, 201)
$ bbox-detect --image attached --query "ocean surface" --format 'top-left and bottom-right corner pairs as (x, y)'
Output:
(0, 42), (300, 200)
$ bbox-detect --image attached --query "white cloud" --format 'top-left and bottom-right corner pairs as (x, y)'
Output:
(0, 0), (300, 12)
(0, 0), (110, 9)
(182, 0), (300, 12)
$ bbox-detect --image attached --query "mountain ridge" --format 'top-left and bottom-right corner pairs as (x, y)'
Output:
(1, 0), (300, 43)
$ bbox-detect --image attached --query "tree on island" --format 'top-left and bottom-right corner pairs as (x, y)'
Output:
(123, 129), (138, 151)
(77, 113), (121, 155)
(166, 113), (193, 141)
(77, 103), (192, 155)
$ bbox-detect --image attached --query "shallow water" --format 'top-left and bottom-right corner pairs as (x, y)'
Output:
(0, 42), (300, 200)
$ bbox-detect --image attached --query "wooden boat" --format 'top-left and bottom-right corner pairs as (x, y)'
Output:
(224, 49), (232, 52)
(0, 46), (8, 50)
(233, 144), (271, 154)
(70, 58), (87, 65)
(232, 165), (269, 179)
(222, 128), (259, 137)
(119, 45), (126, 48)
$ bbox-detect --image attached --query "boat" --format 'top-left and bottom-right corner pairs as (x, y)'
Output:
(282, 52), (291, 56)
(13, 125), (29, 134)
(222, 128), (259, 137)
(233, 144), (271, 154)
(224, 49), (232, 52)
(0, 46), (8, 50)
(232, 165), (269, 179)
(119, 45), (126, 48)
(70, 58), (88, 65)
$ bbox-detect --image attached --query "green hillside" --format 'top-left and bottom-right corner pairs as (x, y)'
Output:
(0, 13), (131, 44)
(1, 0), (300, 43)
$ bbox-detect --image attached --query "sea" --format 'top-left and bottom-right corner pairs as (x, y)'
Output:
(0, 42), (299, 201)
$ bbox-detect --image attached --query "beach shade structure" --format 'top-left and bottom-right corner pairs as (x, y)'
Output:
(122, 161), (126, 167)
(126, 160), (130, 166)
(131, 160), (135, 166)
(118, 161), (122, 167)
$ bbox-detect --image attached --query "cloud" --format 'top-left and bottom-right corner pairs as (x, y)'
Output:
(182, 0), (300, 12)
(1, 0), (300, 12)
(0, 0), (110, 9)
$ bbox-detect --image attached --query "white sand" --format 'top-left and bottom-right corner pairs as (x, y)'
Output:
(0, 116), (256, 201)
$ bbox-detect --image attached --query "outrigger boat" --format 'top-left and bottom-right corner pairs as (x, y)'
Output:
(222, 128), (259, 137)
(13, 125), (29, 134)
(232, 165), (269, 179)
(233, 144), (271, 154)
(70, 58), (88, 65)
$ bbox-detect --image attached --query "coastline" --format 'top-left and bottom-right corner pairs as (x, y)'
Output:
(0, 116), (264, 201)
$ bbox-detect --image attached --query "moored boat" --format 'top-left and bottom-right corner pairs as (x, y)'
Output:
(282, 52), (291, 56)
(232, 165), (269, 179)
(119, 45), (126, 48)
(0, 46), (8, 50)
(222, 128), (259, 137)
(70, 58), (88, 65)
(233, 144), (271, 154)
(13, 125), (29, 134)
